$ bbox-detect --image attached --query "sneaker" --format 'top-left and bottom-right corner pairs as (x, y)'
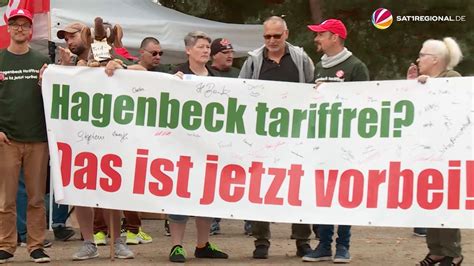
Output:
(244, 221), (252, 236)
(252, 245), (269, 259)
(333, 245), (351, 263)
(18, 240), (52, 248)
(164, 220), (171, 236)
(72, 241), (99, 261)
(194, 242), (228, 259)
(209, 220), (221, 235)
(114, 239), (134, 259)
(30, 248), (51, 263)
(169, 245), (186, 263)
(53, 225), (75, 241)
(0, 250), (14, 264)
(296, 243), (312, 257)
(126, 228), (153, 244)
(302, 244), (332, 262)
(414, 228), (427, 237)
(93, 231), (107, 246)
(43, 240), (52, 248)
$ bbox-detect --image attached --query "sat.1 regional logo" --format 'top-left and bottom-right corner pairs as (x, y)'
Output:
(372, 8), (393, 29)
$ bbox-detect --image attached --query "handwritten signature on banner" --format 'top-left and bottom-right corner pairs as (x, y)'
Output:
(132, 87), (145, 93)
(195, 82), (231, 98)
(242, 80), (264, 98)
(112, 131), (129, 143)
(76, 130), (105, 144)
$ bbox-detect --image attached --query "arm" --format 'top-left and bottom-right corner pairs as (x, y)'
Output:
(302, 51), (315, 83)
(104, 60), (146, 77)
(57, 46), (78, 66)
(38, 63), (48, 87)
(238, 57), (253, 79)
(406, 63), (429, 84)
(127, 64), (147, 71)
(406, 63), (418, 80)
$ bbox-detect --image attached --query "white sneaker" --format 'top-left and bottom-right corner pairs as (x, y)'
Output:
(115, 239), (134, 259)
(72, 241), (99, 261)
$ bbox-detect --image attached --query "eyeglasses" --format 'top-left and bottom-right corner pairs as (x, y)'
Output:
(145, 50), (163, 57)
(263, 33), (284, 40)
(8, 23), (32, 30)
(418, 52), (436, 58)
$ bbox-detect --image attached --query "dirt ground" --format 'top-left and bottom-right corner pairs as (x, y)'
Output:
(9, 218), (474, 265)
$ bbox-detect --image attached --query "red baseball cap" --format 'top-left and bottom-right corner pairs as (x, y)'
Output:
(8, 8), (33, 24)
(307, 19), (347, 39)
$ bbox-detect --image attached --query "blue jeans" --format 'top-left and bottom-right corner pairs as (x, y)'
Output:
(16, 169), (27, 242)
(50, 194), (69, 228)
(318, 224), (351, 248)
(16, 170), (70, 242)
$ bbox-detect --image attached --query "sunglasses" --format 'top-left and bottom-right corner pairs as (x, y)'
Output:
(263, 33), (284, 40)
(145, 50), (163, 56)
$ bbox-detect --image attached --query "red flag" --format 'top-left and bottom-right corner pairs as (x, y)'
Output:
(0, 0), (50, 49)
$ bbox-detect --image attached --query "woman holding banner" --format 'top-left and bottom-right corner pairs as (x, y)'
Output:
(167, 31), (228, 263)
(407, 37), (464, 266)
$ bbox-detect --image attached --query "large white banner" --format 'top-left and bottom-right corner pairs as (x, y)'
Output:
(42, 65), (474, 228)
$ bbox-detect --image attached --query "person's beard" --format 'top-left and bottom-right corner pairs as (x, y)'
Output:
(71, 45), (86, 57)
(316, 43), (322, 53)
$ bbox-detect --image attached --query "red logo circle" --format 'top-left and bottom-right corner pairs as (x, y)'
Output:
(336, 70), (345, 78)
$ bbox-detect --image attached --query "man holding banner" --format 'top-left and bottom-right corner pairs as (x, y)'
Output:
(55, 21), (136, 261)
(303, 18), (370, 264)
(0, 8), (50, 263)
(239, 16), (315, 259)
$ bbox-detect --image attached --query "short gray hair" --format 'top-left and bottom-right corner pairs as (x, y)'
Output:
(264, 16), (288, 30)
(184, 31), (211, 48)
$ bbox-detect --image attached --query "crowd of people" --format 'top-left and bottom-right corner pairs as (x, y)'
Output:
(0, 7), (466, 266)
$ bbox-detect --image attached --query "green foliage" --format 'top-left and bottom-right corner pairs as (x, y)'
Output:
(0, 0), (9, 6)
(160, 0), (473, 80)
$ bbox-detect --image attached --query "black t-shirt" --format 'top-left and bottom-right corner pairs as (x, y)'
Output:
(173, 61), (217, 76)
(258, 47), (299, 82)
(0, 49), (50, 142)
